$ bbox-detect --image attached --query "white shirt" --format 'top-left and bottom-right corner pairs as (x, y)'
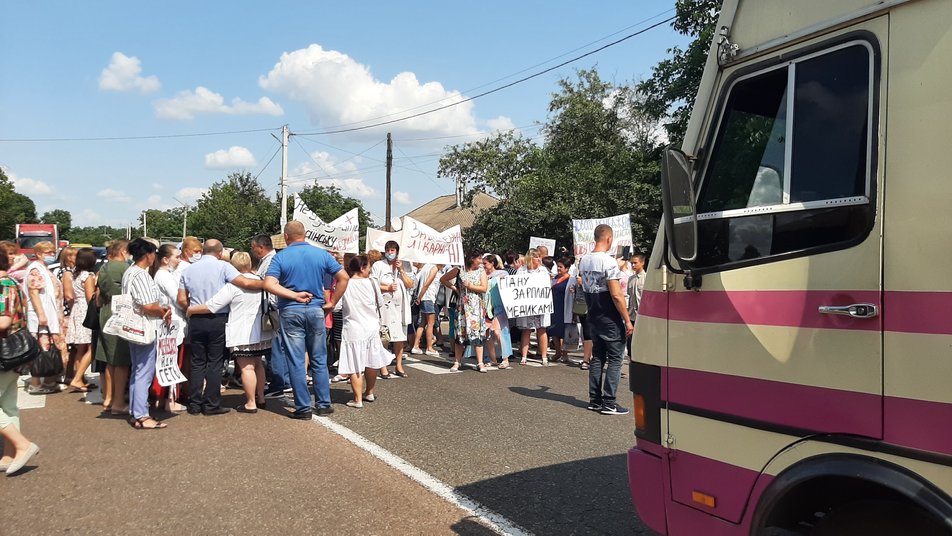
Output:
(418, 264), (439, 302)
(205, 274), (271, 347)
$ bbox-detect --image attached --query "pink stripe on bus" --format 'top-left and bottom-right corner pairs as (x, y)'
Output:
(668, 368), (881, 438)
(885, 396), (952, 455)
(883, 291), (952, 335)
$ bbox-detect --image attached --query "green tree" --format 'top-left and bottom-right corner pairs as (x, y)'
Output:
(295, 183), (374, 234)
(66, 226), (129, 246)
(138, 207), (188, 241)
(442, 69), (662, 254)
(0, 168), (38, 240)
(638, 0), (721, 145)
(41, 209), (72, 236)
(188, 172), (279, 249)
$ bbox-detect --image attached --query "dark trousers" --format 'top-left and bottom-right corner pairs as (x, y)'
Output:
(188, 314), (227, 411)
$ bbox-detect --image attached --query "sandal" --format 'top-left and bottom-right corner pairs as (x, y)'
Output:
(66, 385), (90, 393)
(346, 400), (363, 408)
(520, 358), (528, 365)
(580, 362), (590, 370)
(498, 360), (510, 370)
(449, 364), (460, 373)
(133, 416), (167, 430)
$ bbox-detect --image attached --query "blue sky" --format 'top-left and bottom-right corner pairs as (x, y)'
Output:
(0, 1), (689, 230)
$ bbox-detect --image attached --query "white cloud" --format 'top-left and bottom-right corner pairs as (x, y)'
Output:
(3, 167), (53, 196)
(259, 44), (482, 137)
(154, 86), (283, 120)
(204, 146), (257, 169)
(288, 151), (376, 199)
(96, 188), (131, 203)
(99, 52), (160, 93)
(393, 191), (410, 204)
(486, 115), (517, 134)
(175, 187), (208, 204)
(75, 209), (103, 227)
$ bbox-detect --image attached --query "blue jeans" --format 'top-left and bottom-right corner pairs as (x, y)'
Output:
(588, 319), (625, 405)
(266, 332), (290, 391)
(129, 341), (157, 420)
(279, 306), (329, 412)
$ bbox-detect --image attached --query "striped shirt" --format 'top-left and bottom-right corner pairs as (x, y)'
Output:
(122, 265), (161, 306)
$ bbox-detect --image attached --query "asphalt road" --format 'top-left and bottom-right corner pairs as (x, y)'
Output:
(3, 347), (652, 536)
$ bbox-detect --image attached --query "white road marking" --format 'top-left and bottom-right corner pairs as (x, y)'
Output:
(314, 416), (533, 536)
(406, 361), (458, 375)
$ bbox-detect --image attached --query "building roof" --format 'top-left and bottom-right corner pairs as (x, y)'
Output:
(402, 192), (499, 231)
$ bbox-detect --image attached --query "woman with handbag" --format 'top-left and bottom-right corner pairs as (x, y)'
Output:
(121, 239), (171, 429)
(96, 240), (131, 415)
(186, 252), (271, 414)
(369, 241), (414, 377)
(64, 248), (98, 392)
(337, 254), (392, 408)
(23, 241), (66, 394)
(0, 248), (40, 475)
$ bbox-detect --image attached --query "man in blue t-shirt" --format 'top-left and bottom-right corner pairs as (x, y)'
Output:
(578, 224), (633, 415)
(265, 221), (349, 418)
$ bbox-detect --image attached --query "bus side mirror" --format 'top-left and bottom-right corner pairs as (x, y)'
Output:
(661, 147), (699, 264)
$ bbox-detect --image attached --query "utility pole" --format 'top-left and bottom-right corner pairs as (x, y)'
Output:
(279, 124), (290, 228)
(173, 196), (190, 240)
(385, 132), (392, 231)
(143, 211), (148, 238)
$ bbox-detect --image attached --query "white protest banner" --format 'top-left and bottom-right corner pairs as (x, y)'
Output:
(155, 327), (186, 387)
(572, 213), (632, 256)
(366, 227), (403, 252)
(528, 236), (556, 254)
(399, 216), (464, 266)
(293, 198), (359, 253)
(498, 271), (554, 318)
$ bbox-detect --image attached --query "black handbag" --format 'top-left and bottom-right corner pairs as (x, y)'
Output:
(29, 329), (64, 378)
(0, 329), (40, 372)
(82, 296), (100, 331)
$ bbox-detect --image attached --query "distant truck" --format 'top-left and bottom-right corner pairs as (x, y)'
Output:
(16, 223), (58, 260)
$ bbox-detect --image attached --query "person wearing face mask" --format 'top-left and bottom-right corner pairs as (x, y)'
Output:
(95, 239), (132, 415)
(369, 241), (414, 377)
(23, 241), (67, 394)
(174, 236), (203, 279)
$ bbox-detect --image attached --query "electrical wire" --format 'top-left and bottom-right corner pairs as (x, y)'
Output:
(253, 142), (282, 181)
(0, 126), (282, 143)
(293, 16), (675, 136)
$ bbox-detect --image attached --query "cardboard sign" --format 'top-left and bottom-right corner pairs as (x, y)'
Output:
(399, 216), (464, 266)
(572, 213), (632, 256)
(293, 198), (359, 253)
(497, 271), (554, 318)
(366, 228), (404, 253)
(528, 236), (556, 255)
(155, 327), (186, 387)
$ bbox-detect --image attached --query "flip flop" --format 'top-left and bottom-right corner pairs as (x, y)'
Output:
(66, 385), (90, 393)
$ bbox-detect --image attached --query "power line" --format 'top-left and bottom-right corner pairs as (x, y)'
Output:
(253, 142), (282, 181)
(294, 16), (674, 137)
(0, 126), (282, 143)
(397, 123), (542, 142)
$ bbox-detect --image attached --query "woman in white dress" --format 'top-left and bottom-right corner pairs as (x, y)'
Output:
(516, 248), (551, 366)
(187, 252), (271, 414)
(339, 254), (393, 408)
(369, 241), (414, 377)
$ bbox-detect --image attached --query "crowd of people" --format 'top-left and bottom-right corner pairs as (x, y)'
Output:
(0, 220), (645, 473)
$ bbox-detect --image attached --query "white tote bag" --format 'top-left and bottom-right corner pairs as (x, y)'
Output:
(103, 294), (156, 345)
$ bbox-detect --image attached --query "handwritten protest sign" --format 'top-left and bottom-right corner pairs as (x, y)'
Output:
(528, 236), (556, 254)
(293, 198), (359, 253)
(155, 327), (187, 387)
(572, 213), (632, 256)
(399, 216), (464, 266)
(498, 271), (554, 318)
(366, 227), (403, 252)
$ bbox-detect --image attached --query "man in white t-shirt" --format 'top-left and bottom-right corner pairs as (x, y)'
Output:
(578, 224), (633, 416)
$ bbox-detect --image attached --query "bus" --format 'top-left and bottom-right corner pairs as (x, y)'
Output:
(628, 0), (952, 534)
